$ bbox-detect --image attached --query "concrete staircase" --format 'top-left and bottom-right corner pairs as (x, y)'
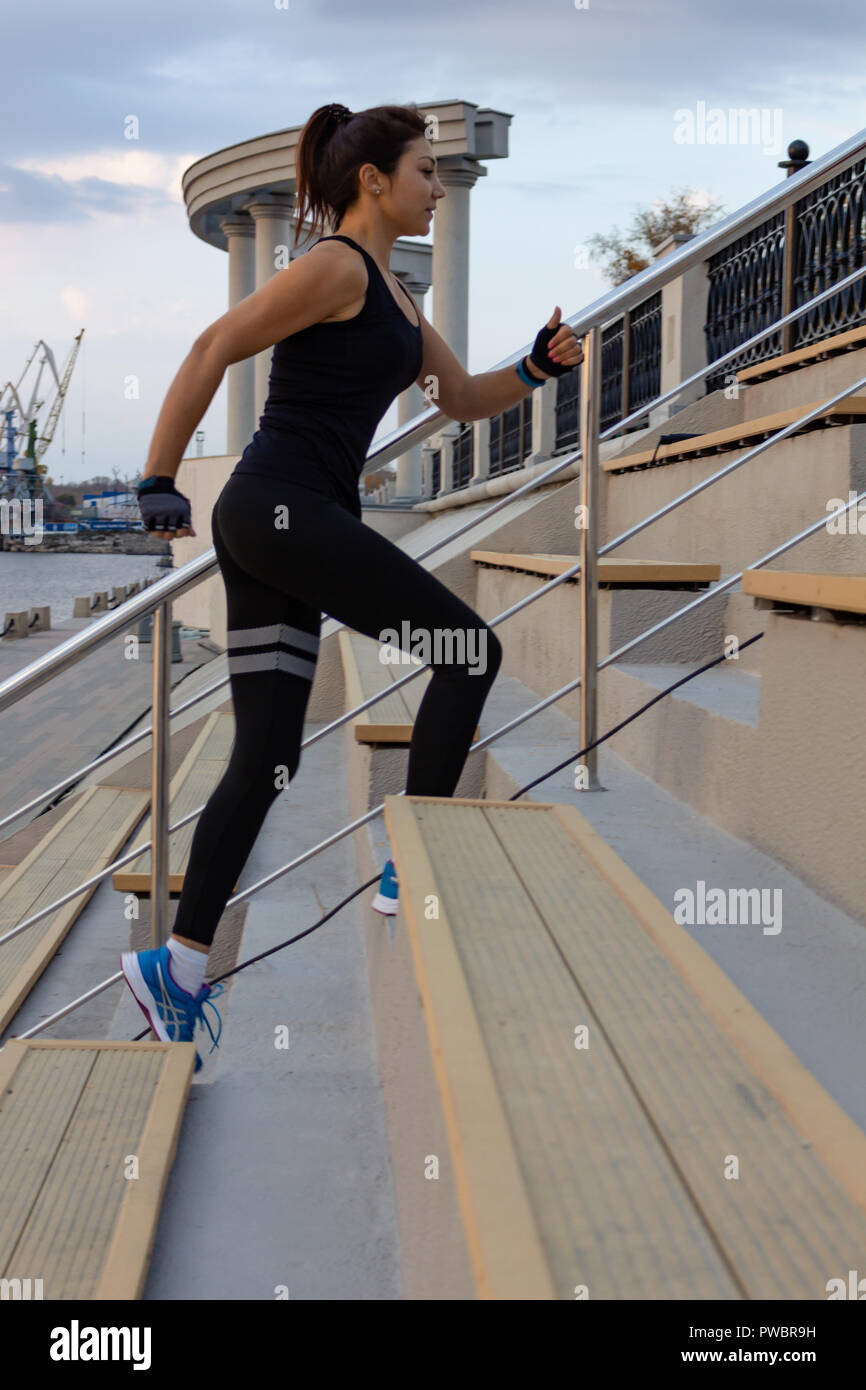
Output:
(3, 324), (866, 1300)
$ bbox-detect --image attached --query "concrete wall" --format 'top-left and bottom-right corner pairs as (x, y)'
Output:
(171, 453), (239, 632)
(473, 566), (730, 723)
(745, 611), (866, 922)
(602, 425), (866, 578)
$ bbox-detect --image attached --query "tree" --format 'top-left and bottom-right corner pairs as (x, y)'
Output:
(587, 187), (726, 286)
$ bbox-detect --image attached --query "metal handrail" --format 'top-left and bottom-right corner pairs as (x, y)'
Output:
(0, 668), (229, 833)
(6, 352), (866, 956)
(3, 123), (865, 718)
(4, 252), (863, 749)
(14, 479), (866, 1041)
(3, 256), (864, 841)
(2, 127), (865, 944)
(356, 126), (866, 480)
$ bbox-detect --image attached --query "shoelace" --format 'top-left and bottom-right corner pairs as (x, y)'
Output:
(173, 984), (225, 1056)
(156, 960), (224, 1054)
(193, 982), (225, 1056)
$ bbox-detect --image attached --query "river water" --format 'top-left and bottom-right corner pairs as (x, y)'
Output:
(0, 552), (171, 624)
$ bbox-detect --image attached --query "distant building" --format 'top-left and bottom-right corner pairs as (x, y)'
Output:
(80, 488), (139, 521)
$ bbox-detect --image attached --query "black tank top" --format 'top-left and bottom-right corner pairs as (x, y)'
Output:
(232, 234), (424, 516)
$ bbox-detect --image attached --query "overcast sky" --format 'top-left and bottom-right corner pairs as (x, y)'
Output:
(3, 0), (865, 484)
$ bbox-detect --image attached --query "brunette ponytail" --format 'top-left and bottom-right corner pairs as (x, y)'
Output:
(292, 102), (429, 249)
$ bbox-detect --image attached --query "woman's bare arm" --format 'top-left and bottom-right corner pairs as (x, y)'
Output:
(141, 243), (366, 482)
(411, 306), (583, 422)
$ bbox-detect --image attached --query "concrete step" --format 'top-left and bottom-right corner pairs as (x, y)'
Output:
(603, 420), (866, 582)
(480, 671), (866, 1140)
(605, 397), (866, 474)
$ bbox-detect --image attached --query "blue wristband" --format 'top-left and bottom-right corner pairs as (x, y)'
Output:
(516, 357), (545, 389)
(137, 475), (178, 496)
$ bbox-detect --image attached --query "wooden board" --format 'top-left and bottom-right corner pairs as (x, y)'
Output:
(0, 1039), (194, 1299)
(383, 792), (866, 1299)
(603, 398), (866, 472)
(471, 551), (721, 584)
(743, 568), (866, 616)
(0, 786), (149, 1034)
(736, 325), (866, 383)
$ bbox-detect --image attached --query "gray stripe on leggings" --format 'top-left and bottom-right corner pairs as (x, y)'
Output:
(227, 649), (317, 681)
(226, 622), (319, 654)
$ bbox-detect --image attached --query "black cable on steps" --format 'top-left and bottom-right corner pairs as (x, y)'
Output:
(131, 629), (764, 1036)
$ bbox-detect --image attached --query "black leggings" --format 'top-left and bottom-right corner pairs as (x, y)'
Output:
(171, 472), (502, 948)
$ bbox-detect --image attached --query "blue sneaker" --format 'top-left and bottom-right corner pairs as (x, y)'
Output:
(372, 858), (399, 915)
(121, 945), (224, 1073)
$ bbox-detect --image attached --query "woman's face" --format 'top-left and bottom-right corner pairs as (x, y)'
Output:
(388, 137), (447, 234)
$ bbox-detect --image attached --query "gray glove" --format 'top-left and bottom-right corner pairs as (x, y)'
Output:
(137, 475), (192, 532)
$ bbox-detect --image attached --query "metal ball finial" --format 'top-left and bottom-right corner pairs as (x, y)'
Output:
(778, 139), (810, 176)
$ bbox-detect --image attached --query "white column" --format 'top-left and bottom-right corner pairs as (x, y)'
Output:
(529, 377), (558, 463)
(431, 156), (485, 369)
(393, 276), (430, 499)
(219, 215), (256, 455)
(244, 194), (296, 424)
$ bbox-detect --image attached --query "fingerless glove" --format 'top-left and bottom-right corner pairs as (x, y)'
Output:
(527, 323), (575, 378)
(137, 475), (192, 532)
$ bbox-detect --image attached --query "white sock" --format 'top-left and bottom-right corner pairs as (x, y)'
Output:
(166, 937), (208, 996)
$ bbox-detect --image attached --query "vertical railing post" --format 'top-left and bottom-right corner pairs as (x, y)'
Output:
(781, 204), (796, 355)
(578, 326), (602, 790)
(779, 139), (809, 355)
(150, 599), (172, 947)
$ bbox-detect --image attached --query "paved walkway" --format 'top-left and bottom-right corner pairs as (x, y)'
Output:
(120, 717), (404, 1300)
(0, 618), (217, 837)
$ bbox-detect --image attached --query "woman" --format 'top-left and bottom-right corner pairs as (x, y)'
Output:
(122, 101), (582, 1068)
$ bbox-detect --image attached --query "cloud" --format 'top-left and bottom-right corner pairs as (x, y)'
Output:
(0, 159), (180, 223)
(4, 0), (865, 159)
(4, 0), (865, 481)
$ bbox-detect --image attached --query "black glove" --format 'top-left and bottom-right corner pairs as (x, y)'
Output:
(527, 322), (577, 378)
(137, 475), (192, 532)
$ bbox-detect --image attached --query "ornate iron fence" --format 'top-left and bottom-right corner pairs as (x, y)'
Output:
(554, 292), (661, 447)
(452, 423), (473, 489)
(792, 156), (866, 345)
(706, 155), (866, 387)
(489, 397), (533, 476)
(704, 214), (786, 391)
(430, 143), (866, 493)
(600, 319), (625, 433)
(554, 363), (580, 452)
(628, 291), (662, 415)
